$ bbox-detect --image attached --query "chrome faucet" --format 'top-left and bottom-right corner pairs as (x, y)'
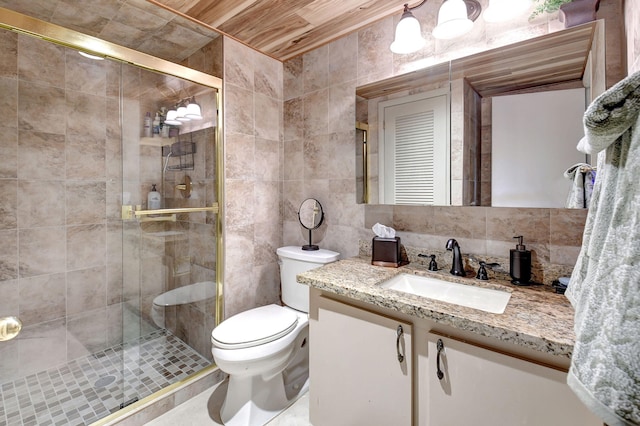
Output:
(445, 238), (466, 276)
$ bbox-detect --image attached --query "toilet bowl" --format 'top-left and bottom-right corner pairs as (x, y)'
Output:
(151, 281), (215, 328)
(211, 246), (339, 426)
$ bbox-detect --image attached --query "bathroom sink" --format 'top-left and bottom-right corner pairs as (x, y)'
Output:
(380, 274), (511, 314)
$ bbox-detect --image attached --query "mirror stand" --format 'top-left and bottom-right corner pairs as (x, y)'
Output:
(302, 228), (319, 251)
(298, 198), (325, 251)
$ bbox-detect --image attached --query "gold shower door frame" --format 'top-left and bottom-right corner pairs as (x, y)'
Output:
(0, 6), (225, 423)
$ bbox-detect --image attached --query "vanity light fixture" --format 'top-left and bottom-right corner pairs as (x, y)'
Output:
(390, 0), (482, 54)
(185, 97), (203, 120)
(165, 96), (203, 125)
(483, 0), (531, 22)
(176, 104), (191, 122)
(390, 2), (427, 54)
(432, 0), (481, 40)
(165, 108), (182, 126)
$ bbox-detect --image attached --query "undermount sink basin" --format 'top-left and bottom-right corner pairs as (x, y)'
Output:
(380, 274), (511, 314)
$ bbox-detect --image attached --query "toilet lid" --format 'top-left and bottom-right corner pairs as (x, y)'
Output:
(211, 304), (298, 349)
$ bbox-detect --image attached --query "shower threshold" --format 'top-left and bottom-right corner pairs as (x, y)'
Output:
(0, 329), (210, 426)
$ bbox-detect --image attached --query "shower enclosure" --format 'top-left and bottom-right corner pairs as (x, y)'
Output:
(0, 11), (223, 426)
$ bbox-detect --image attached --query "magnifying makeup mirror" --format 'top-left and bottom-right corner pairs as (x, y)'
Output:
(298, 198), (324, 251)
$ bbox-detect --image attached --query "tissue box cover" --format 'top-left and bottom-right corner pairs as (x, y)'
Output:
(372, 237), (403, 267)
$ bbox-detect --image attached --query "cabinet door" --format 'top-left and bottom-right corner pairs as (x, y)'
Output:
(423, 333), (601, 426)
(310, 296), (412, 426)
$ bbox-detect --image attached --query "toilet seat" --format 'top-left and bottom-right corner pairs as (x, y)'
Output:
(212, 305), (298, 350)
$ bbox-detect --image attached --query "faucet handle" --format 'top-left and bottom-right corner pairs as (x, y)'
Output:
(418, 253), (438, 271)
(418, 253), (439, 271)
(476, 261), (489, 280)
(428, 255), (438, 271)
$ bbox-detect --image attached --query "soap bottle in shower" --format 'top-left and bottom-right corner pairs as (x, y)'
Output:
(510, 235), (531, 285)
(148, 184), (161, 210)
(143, 112), (152, 138)
(152, 113), (161, 137)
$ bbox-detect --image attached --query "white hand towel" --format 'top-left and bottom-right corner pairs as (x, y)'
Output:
(563, 162), (595, 208)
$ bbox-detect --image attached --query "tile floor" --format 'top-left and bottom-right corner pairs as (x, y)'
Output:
(0, 330), (210, 426)
(145, 380), (311, 426)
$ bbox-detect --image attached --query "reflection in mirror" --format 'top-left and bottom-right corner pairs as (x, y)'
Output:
(355, 21), (604, 208)
(491, 89), (587, 207)
(356, 122), (368, 203)
(378, 89), (450, 205)
(298, 198), (324, 251)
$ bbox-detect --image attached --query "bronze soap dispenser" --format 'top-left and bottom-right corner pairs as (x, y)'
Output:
(510, 235), (531, 285)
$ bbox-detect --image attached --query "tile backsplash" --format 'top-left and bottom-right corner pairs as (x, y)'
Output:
(364, 205), (588, 268)
(360, 238), (576, 286)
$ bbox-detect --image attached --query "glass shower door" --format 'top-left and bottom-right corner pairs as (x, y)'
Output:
(117, 65), (219, 409)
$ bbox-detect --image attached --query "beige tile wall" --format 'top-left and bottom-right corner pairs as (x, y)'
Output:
(0, 31), (122, 379)
(0, 0), (220, 65)
(222, 38), (284, 319)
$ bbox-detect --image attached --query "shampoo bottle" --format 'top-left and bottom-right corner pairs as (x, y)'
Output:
(143, 112), (152, 138)
(152, 113), (161, 136)
(510, 235), (531, 285)
(148, 184), (161, 209)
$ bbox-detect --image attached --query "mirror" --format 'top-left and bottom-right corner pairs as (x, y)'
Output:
(356, 21), (604, 208)
(298, 198), (324, 251)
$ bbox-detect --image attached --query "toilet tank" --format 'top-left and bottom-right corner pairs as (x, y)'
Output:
(277, 246), (339, 312)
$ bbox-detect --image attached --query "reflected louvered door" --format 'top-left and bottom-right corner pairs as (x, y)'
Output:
(395, 110), (435, 204)
(381, 93), (448, 205)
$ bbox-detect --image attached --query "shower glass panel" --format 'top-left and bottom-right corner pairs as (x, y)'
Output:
(0, 26), (220, 425)
(119, 65), (218, 410)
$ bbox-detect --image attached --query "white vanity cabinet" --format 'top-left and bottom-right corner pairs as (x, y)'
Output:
(309, 295), (413, 426)
(420, 332), (601, 426)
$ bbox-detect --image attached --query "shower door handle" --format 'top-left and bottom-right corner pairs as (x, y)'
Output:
(122, 204), (219, 220)
(133, 205), (218, 216)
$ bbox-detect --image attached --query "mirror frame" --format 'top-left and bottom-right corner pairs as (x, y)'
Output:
(298, 198), (325, 251)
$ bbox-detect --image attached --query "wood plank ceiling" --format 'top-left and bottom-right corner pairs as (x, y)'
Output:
(149, 1), (595, 97)
(150, 0), (409, 61)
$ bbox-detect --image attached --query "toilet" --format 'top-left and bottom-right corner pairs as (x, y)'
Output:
(211, 246), (339, 426)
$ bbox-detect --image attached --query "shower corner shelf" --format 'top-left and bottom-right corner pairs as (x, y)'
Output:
(162, 140), (196, 171)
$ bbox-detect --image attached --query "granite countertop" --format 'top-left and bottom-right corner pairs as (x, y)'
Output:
(297, 256), (576, 358)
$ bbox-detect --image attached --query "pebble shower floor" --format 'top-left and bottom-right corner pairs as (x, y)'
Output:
(0, 330), (210, 426)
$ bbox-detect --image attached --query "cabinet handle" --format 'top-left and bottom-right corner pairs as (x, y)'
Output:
(396, 325), (405, 363)
(436, 338), (445, 380)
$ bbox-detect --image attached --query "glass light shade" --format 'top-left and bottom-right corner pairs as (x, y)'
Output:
(185, 102), (203, 120)
(164, 109), (182, 126)
(176, 106), (190, 122)
(432, 0), (474, 40)
(390, 11), (426, 54)
(483, 0), (530, 22)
